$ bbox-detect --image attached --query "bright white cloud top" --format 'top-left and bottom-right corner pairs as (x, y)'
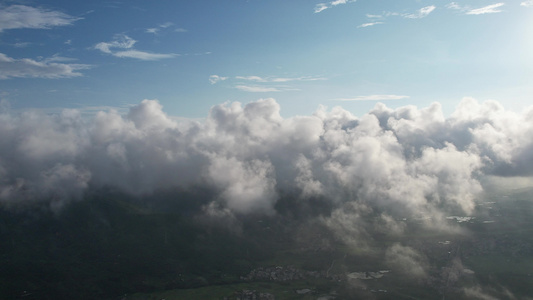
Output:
(1, 98), (532, 218)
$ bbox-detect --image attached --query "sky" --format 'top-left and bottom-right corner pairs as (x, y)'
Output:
(1, 3), (533, 280)
(0, 0), (532, 118)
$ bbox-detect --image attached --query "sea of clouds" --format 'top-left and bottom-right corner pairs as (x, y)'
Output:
(1, 97), (532, 224)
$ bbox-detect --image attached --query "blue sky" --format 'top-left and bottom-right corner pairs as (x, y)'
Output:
(0, 0), (532, 117)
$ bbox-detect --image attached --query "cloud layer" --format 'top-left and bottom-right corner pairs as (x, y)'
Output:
(1, 98), (532, 227)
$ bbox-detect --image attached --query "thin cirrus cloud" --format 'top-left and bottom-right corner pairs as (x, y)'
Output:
(145, 22), (183, 34)
(235, 85), (282, 93)
(94, 34), (177, 61)
(235, 75), (326, 83)
(0, 4), (81, 32)
(447, 2), (505, 15)
(403, 6), (436, 19)
(357, 22), (383, 28)
(522, 0), (533, 7)
(209, 75), (228, 84)
(314, 0), (356, 13)
(466, 3), (505, 15)
(358, 6), (434, 29)
(332, 95), (410, 101)
(0, 53), (90, 79)
(211, 75), (325, 92)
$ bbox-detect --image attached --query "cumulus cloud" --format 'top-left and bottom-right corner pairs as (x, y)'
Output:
(0, 5), (81, 32)
(0, 53), (90, 79)
(94, 34), (177, 60)
(0, 97), (532, 227)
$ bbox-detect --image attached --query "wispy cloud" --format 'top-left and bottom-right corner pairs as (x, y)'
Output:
(145, 22), (177, 34)
(314, 0), (356, 13)
(12, 42), (31, 48)
(332, 95), (410, 101)
(0, 53), (90, 79)
(522, 0), (533, 7)
(213, 75), (324, 92)
(0, 5), (81, 32)
(446, 2), (462, 10)
(94, 34), (177, 60)
(235, 75), (326, 83)
(209, 75), (228, 84)
(466, 3), (505, 15)
(357, 22), (383, 28)
(360, 6), (433, 27)
(403, 6), (436, 19)
(235, 85), (281, 92)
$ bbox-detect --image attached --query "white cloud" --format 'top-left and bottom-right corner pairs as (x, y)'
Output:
(94, 34), (177, 60)
(0, 53), (90, 79)
(111, 50), (177, 60)
(332, 95), (409, 101)
(357, 22), (383, 28)
(209, 75), (228, 84)
(403, 5), (436, 19)
(314, 0), (356, 13)
(230, 75), (325, 92)
(446, 2), (462, 10)
(521, 0), (533, 7)
(236, 75), (326, 83)
(1, 97), (533, 225)
(146, 27), (159, 34)
(94, 34), (136, 53)
(0, 5), (81, 32)
(235, 85), (281, 92)
(466, 3), (505, 15)
(145, 22), (176, 34)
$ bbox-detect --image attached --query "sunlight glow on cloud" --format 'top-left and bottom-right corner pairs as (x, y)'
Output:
(0, 5), (81, 32)
(94, 34), (177, 60)
(0, 53), (90, 79)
